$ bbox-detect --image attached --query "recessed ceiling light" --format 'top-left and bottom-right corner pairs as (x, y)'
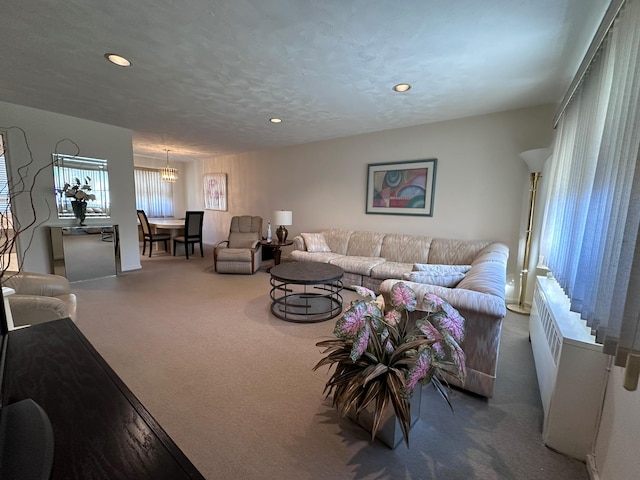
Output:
(393, 83), (411, 92)
(105, 53), (131, 67)
(269, 118), (282, 123)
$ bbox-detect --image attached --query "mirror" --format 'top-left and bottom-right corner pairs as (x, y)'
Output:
(53, 154), (110, 219)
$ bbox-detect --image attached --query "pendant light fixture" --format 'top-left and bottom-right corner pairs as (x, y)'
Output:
(160, 149), (178, 183)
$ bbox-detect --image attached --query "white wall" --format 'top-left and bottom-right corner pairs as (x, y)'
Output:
(196, 104), (556, 289)
(593, 367), (640, 480)
(0, 101), (141, 273)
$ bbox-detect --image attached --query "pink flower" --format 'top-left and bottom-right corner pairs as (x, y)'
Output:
(423, 293), (443, 311)
(334, 301), (368, 339)
(353, 285), (377, 300)
(384, 309), (401, 326)
(390, 282), (417, 311)
(435, 311), (465, 342)
(350, 323), (371, 361)
(406, 350), (432, 391)
(417, 319), (442, 342)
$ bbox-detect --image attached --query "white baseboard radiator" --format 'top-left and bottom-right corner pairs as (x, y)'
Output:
(529, 276), (608, 461)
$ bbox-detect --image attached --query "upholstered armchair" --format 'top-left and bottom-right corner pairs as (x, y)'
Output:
(2, 271), (77, 329)
(214, 216), (263, 274)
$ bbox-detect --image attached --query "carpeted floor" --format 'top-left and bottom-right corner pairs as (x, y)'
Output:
(71, 247), (589, 480)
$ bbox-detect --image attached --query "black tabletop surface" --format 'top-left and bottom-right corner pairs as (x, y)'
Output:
(4, 318), (204, 480)
(270, 261), (344, 284)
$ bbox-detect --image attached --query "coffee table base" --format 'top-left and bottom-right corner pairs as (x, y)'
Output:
(270, 281), (343, 323)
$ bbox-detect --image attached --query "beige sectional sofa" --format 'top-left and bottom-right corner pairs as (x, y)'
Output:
(290, 228), (508, 398)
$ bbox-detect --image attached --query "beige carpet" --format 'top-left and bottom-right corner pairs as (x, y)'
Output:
(72, 247), (588, 480)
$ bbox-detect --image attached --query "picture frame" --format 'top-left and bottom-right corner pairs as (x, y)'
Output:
(203, 173), (227, 211)
(366, 159), (437, 216)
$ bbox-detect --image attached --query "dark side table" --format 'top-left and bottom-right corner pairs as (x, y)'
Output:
(260, 240), (293, 266)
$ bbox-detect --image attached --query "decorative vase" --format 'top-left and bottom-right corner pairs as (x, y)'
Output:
(348, 385), (422, 449)
(71, 200), (87, 226)
(266, 222), (272, 243)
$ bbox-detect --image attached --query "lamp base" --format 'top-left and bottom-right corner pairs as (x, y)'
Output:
(506, 303), (531, 315)
(276, 226), (288, 243)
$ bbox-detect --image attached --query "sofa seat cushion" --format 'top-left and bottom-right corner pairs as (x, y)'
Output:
(370, 261), (413, 280)
(329, 255), (386, 276)
(290, 250), (344, 263)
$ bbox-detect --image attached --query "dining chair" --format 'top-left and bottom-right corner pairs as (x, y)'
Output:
(173, 211), (205, 259)
(137, 209), (170, 257)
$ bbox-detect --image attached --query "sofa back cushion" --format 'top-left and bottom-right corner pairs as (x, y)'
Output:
(381, 234), (432, 263)
(322, 229), (353, 255)
(346, 231), (385, 257)
(428, 238), (491, 265)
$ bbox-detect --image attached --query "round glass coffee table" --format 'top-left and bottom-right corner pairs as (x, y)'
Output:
(269, 262), (344, 322)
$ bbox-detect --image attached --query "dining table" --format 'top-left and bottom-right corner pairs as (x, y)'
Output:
(148, 218), (185, 255)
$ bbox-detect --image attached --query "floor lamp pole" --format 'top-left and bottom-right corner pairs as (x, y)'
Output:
(507, 171), (542, 315)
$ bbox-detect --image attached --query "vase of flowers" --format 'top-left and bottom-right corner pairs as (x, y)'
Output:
(62, 177), (95, 226)
(314, 282), (466, 448)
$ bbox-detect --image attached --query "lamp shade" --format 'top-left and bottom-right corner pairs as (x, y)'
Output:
(519, 147), (551, 173)
(273, 210), (292, 226)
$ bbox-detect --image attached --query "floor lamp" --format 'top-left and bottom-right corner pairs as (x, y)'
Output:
(507, 148), (551, 315)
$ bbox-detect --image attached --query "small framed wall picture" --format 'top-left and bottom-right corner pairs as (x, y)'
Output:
(204, 173), (227, 211)
(366, 159), (437, 216)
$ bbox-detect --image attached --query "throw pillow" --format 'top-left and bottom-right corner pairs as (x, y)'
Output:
(403, 271), (466, 288)
(412, 263), (472, 274)
(301, 233), (332, 253)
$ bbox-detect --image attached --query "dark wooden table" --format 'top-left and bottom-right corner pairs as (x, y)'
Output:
(259, 239), (293, 266)
(3, 318), (205, 480)
(269, 262), (343, 322)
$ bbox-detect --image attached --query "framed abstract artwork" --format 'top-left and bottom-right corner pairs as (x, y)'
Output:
(366, 159), (437, 216)
(204, 173), (227, 211)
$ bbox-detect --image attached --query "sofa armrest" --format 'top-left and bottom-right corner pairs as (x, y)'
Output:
(292, 235), (305, 251)
(380, 279), (506, 318)
(3, 271), (72, 297)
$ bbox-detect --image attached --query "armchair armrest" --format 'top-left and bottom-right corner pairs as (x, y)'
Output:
(214, 240), (230, 250)
(3, 271), (72, 297)
(8, 294), (76, 327)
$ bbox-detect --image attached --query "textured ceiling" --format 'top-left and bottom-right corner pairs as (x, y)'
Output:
(1, 0), (609, 160)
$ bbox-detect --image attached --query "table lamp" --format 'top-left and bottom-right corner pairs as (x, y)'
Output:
(273, 210), (292, 243)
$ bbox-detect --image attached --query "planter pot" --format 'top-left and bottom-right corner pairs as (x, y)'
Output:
(71, 201), (87, 226)
(348, 385), (422, 449)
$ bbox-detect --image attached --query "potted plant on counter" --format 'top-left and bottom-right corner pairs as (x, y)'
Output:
(313, 282), (466, 448)
(62, 177), (95, 225)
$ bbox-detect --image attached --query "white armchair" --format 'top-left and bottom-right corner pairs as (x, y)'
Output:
(2, 271), (77, 329)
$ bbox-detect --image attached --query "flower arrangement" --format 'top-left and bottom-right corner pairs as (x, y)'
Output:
(62, 176), (95, 202)
(313, 281), (466, 447)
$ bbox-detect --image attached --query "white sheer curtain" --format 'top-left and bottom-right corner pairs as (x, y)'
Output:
(134, 168), (174, 218)
(540, 0), (640, 388)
